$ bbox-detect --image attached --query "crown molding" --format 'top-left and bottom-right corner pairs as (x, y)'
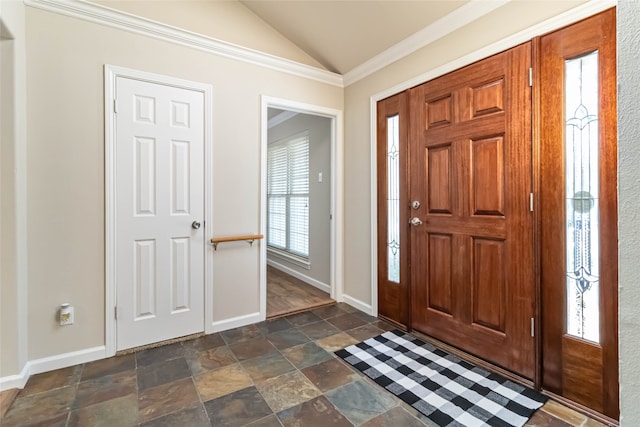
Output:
(23, 0), (344, 87)
(369, 0), (617, 102)
(343, 0), (509, 87)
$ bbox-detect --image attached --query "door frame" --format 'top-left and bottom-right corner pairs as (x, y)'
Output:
(368, 0), (614, 319)
(104, 65), (213, 357)
(259, 96), (344, 318)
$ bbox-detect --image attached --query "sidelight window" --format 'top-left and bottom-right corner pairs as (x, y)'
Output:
(565, 51), (600, 343)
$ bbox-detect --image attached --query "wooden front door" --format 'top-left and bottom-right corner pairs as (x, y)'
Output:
(408, 43), (535, 378)
(539, 10), (618, 419)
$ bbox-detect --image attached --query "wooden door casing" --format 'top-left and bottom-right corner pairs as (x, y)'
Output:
(539, 9), (618, 419)
(377, 92), (410, 327)
(409, 43), (535, 379)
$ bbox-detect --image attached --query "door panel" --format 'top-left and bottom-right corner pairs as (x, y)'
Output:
(539, 9), (618, 418)
(409, 43), (535, 378)
(376, 92), (410, 327)
(116, 77), (205, 351)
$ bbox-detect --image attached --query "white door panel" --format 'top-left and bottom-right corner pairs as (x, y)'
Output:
(116, 77), (204, 351)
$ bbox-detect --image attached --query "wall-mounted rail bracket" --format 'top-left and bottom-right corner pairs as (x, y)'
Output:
(210, 234), (264, 251)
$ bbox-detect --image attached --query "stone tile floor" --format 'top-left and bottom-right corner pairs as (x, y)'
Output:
(2, 303), (608, 426)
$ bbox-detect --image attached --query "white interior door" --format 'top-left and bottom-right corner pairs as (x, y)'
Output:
(115, 76), (204, 351)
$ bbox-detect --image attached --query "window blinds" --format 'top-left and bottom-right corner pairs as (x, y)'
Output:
(267, 132), (309, 258)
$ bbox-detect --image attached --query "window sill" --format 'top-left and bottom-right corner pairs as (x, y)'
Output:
(267, 247), (311, 270)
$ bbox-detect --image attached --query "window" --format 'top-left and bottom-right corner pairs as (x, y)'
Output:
(267, 132), (309, 261)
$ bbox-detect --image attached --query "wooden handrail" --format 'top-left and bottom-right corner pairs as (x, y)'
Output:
(210, 234), (263, 250)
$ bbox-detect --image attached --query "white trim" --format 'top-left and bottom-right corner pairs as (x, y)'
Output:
(0, 346), (106, 392)
(369, 0), (616, 102)
(267, 259), (330, 294)
(368, 0), (616, 319)
(104, 64), (214, 355)
(369, 97), (378, 317)
(28, 346), (106, 376)
(260, 96), (344, 319)
(0, 363), (30, 391)
(342, 295), (373, 316)
(343, 0), (509, 86)
(24, 0), (342, 87)
(267, 247), (310, 270)
(210, 312), (262, 333)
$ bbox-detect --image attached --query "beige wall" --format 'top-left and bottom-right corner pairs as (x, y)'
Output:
(93, 0), (326, 70)
(342, 0), (586, 305)
(0, 0), (27, 378)
(618, 1), (640, 425)
(24, 6), (342, 361)
(267, 113), (332, 286)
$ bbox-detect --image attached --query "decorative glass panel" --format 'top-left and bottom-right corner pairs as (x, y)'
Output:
(565, 51), (600, 343)
(387, 114), (400, 283)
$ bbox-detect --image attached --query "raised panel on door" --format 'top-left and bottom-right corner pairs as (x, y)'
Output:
(426, 144), (453, 215)
(471, 136), (505, 217)
(427, 233), (453, 315)
(472, 238), (506, 332)
(410, 43), (534, 378)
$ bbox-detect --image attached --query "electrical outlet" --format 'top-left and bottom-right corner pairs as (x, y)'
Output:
(59, 304), (74, 325)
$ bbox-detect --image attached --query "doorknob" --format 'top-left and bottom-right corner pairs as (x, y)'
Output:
(191, 221), (201, 230)
(410, 217), (423, 226)
(411, 200), (421, 210)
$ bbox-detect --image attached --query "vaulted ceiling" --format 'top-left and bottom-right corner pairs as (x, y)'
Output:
(239, 0), (469, 74)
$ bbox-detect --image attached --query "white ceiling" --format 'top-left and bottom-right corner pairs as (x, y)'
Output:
(239, 0), (469, 74)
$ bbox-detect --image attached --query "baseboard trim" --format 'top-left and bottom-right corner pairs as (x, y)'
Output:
(210, 312), (262, 333)
(0, 346), (106, 391)
(0, 363), (30, 391)
(342, 295), (373, 316)
(267, 259), (331, 294)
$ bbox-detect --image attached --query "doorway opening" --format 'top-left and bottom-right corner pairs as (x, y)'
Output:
(371, 8), (618, 422)
(260, 97), (343, 319)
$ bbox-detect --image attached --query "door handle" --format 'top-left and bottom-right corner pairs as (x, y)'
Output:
(192, 221), (201, 230)
(410, 217), (423, 226)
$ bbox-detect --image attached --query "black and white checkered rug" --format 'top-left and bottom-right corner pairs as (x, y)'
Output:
(335, 330), (547, 427)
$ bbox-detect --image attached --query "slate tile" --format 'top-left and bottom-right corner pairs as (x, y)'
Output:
(185, 345), (237, 375)
(141, 405), (210, 427)
(301, 358), (360, 392)
(138, 377), (200, 423)
(228, 336), (277, 361)
(81, 353), (135, 382)
(136, 342), (185, 368)
(74, 369), (137, 409)
(281, 342), (332, 369)
(325, 380), (397, 425)
(68, 394), (138, 427)
(194, 363), (253, 401)
(241, 351), (296, 383)
(266, 329), (310, 350)
(204, 386), (272, 427)
(19, 365), (83, 397)
(277, 395), (353, 427)
(256, 371), (321, 413)
(137, 358), (191, 391)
